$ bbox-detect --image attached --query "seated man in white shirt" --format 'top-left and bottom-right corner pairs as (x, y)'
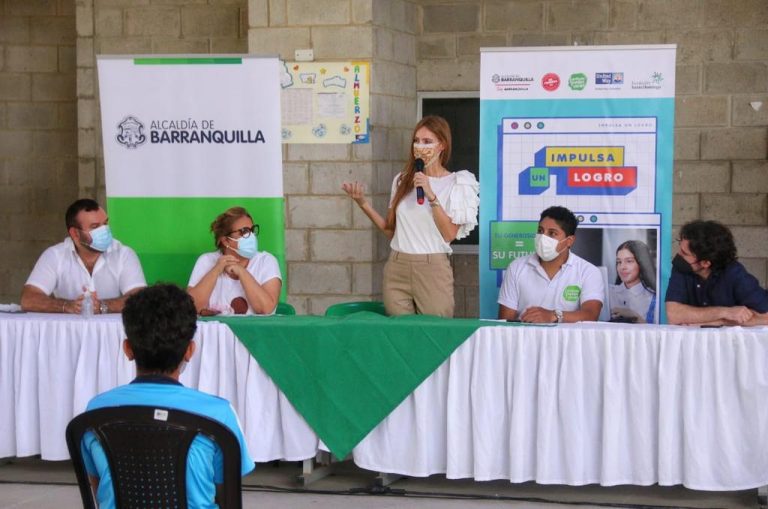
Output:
(498, 206), (604, 323)
(20, 199), (146, 314)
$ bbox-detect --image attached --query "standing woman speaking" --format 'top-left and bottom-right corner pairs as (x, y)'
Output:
(342, 115), (479, 317)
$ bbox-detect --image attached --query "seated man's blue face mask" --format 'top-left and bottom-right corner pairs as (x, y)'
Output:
(83, 225), (113, 252)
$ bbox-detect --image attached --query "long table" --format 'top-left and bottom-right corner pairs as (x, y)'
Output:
(0, 313), (318, 463)
(1, 312), (767, 491)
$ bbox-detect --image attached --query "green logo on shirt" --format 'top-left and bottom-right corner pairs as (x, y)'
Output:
(563, 285), (581, 302)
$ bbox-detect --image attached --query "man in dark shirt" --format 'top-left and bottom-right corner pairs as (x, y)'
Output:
(665, 220), (768, 326)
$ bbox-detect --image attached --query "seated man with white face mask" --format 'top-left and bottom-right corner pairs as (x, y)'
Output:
(21, 199), (146, 314)
(498, 206), (604, 323)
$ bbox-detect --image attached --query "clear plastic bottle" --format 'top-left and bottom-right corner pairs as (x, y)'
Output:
(81, 290), (93, 318)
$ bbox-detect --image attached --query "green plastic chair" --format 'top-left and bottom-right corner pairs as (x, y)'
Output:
(324, 300), (387, 317)
(275, 302), (296, 316)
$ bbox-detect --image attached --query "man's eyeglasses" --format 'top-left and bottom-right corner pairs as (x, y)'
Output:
(226, 225), (259, 238)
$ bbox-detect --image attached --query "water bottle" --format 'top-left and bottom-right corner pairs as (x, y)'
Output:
(81, 290), (93, 318)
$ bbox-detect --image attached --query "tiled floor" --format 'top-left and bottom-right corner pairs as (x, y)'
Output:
(0, 457), (760, 509)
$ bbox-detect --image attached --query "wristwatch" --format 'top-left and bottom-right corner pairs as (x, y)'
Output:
(553, 309), (563, 323)
(100, 302), (109, 315)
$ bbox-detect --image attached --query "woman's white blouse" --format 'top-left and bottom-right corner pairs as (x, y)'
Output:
(389, 170), (479, 255)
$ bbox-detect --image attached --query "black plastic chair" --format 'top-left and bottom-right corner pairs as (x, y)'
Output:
(66, 405), (243, 509)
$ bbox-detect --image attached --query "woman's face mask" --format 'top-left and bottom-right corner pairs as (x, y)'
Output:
(228, 234), (258, 259)
(413, 143), (441, 167)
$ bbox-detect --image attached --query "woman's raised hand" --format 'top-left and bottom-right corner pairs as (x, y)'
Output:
(341, 181), (367, 207)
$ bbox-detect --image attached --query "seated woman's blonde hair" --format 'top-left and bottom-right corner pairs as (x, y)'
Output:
(210, 207), (253, 251)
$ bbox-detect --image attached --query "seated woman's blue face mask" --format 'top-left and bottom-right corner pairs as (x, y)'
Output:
(227, 232), (258, 259)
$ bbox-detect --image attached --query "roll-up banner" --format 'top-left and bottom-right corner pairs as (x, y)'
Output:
(97, 55), (285, 297)
(479, 45), (676, 322)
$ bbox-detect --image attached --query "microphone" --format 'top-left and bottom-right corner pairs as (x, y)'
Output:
(415, 158), (425, 204)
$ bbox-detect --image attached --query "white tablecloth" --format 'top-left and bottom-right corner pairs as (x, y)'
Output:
(0, 313), (318, 463)
(354, 322), (768, 490)
(2, 314), (766, 490)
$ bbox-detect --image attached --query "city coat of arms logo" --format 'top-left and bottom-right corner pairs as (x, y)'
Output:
(116, 116), (146, 149)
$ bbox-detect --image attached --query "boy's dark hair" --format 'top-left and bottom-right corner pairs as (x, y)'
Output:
(65, 199), (100, 230)
(680, 220), (737, 271)
(540, 206), (579, 236)
(122, 284), (198, 373)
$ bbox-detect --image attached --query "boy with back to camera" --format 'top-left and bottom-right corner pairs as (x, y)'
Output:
(80, 283), (254, 509)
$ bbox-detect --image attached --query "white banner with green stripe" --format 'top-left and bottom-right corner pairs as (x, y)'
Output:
(97, 55), (285, 297)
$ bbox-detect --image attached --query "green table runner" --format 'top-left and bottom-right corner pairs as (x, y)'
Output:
(203, 312), (493, 458)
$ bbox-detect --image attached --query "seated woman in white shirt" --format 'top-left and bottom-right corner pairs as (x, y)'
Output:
(610, 240), (657, 323)
(187, 207), (281, 315)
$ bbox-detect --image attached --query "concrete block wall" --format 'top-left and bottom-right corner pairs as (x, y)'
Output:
(2, 0), (766, 313)
(0, 0), (78, 303)
(0, 0), (246, 302)
(248, 0), (417, 315)
(416, 0), (768, 306)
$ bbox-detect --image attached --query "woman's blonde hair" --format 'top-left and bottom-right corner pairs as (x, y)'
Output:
(385, 116), (452, 232)
(210, 207), (253, 251)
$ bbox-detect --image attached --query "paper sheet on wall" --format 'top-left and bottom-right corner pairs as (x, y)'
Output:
(280, 61), (370, 144)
